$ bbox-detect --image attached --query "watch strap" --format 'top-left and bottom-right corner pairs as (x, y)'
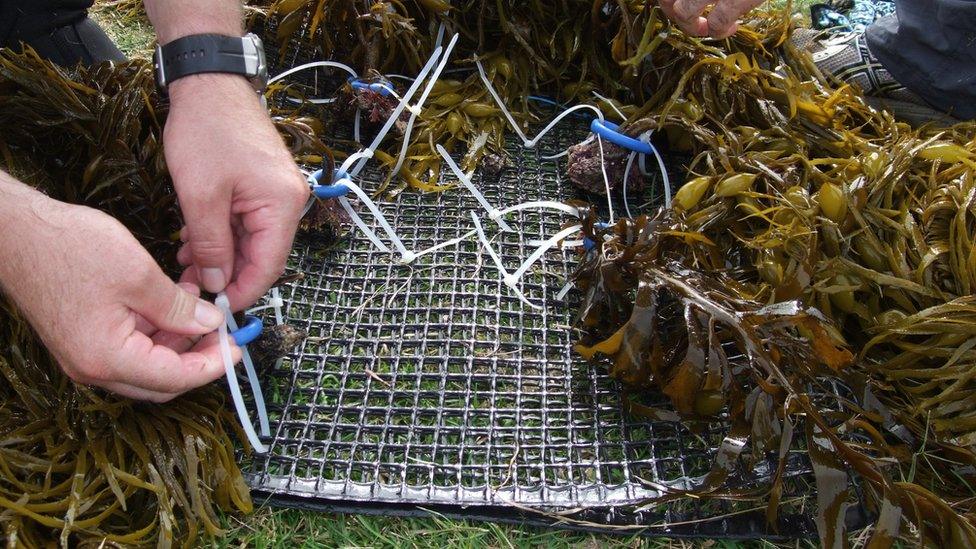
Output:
(155, 34), (260, 87)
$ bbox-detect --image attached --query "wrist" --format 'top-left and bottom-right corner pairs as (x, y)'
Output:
(167, 71), (263, 110)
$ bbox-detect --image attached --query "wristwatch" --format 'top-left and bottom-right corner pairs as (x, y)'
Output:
(153, 33), (268, 94)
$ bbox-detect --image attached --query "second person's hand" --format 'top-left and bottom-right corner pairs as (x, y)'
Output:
(660, 0), (766, 39)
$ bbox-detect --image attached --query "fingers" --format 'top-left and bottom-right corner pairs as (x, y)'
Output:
(223, 213), (297, 311)
(100, 335), (239, 402)
(661, 0), (763, 38)
(180, 190), (235, 293)
(707, 0), (763, 38)
(100, 381), (181, 403)
(661, 0), (710, 37)
(671, 0), (714, 21)
(129, 266), (224, 336)
(105, 330), (240, 395)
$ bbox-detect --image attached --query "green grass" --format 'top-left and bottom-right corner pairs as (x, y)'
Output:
(207, 506), (801, 548)
(90, 6), (155, 59)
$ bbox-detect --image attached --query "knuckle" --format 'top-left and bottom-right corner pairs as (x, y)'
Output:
(164, 289), (196, 327)
(673, 1), (699, 20)
(708, 12), (732, 33)
(191, 238), (233, 261)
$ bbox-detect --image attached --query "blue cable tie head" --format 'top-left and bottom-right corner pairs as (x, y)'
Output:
(232, 315), (263, 346)
(590, 119), (654, 156)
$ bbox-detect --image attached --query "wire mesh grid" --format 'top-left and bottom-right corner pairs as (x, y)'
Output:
(239, 125), (850, 538)
(238, 20), (871, 540)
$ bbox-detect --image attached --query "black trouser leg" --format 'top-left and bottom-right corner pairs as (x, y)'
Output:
(0, 0), (126, 67)
(866, 0), (976, 120)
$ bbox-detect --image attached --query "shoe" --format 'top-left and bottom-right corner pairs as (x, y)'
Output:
(791, 28), (961, 127)
(5, 16), (126, 67)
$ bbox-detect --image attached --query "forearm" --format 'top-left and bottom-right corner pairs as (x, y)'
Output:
(144, 0), (244, 44)
(0, 172), (51, 291)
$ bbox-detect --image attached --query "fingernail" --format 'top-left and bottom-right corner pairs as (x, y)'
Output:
(201, 268), (227, 293)
(195, 300), (225, 330)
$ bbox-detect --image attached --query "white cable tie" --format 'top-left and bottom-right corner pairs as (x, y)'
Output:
(470, 213), (540, 309)
(338, 150), (374, 176)
(412, 229), (477, 260)
(389, 34), (460, 188)
(342, 180), (412, 260)
(436, 144), (514, 232)
(221, 298), (270, 437)
(596, 135), (615, 224)
(350, 44), (446, 177)
(268, 60), (358, 85)
(556, 280), (575, 301)
(507, 224), (582, 285)
(271, 287), (284, 326)
(245, 300), (284, 316)
(591, 90), (628, 121)
(354, 108), (362, 144)
(215, 293), (268, 453)
(435, 22), (446, 48)
(470, 212), (509, 278)
(524, 104), (604, 149)
(496, 200), (580, 218)
(338, 196), (391, 253)
(541, 134), (596, 161)
(622, 150), (638, 219)
(476, 60), (604, 149)
(648, 137), (672, 208)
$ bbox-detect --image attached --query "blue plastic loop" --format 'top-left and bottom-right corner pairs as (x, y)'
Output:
(231, 315), (263, 346)
(583, 222), (610, 252)
(310, 169), (352, 199)
(313, 182), (351, 199)
(349, 77), (392, 97)
(590, 119), (653, 155)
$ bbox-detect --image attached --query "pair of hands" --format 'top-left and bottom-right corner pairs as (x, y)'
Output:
(1, 75), (308, 402)
(661, 0), (766, 39)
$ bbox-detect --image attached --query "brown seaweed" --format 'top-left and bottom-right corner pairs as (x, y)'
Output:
(0, 51), (253, 546)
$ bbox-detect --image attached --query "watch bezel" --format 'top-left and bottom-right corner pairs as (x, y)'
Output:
(241, 33), (269, 93)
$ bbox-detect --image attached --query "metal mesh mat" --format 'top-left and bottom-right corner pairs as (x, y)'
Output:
(239, 21), (871, 540)
(239, 123), (868, 538)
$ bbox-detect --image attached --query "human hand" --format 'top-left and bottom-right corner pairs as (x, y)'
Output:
(0, 192), (241, 402)
(164, 74), (309, 312)
(660, 0), (765, 39)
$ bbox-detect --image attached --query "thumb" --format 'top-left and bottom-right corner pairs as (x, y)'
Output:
(131, 269), (226, 335)
(182, 194), (235, 293)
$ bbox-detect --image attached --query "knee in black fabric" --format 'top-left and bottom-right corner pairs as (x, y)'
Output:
(0, 1), (124, 67)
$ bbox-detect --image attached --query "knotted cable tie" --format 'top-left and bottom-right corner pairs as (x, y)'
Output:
(348, 77), (393, 97)
(309, 168), (353, 199)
